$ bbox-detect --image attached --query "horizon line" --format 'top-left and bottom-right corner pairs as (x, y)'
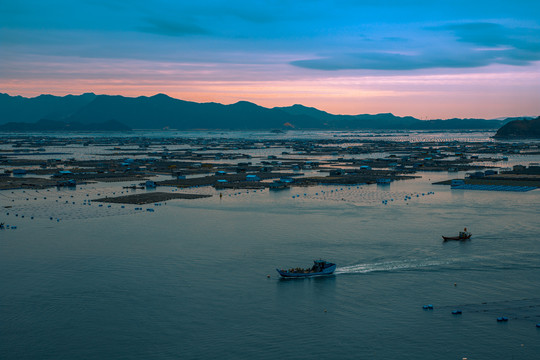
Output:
(2, 91), (536, 121)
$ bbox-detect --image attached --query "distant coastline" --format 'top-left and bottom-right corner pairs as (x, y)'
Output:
(0, 92), (535, 131)
(0, 119), (131, 132)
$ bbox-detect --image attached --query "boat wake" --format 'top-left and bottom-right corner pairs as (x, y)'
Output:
(335, 259), (451, 275)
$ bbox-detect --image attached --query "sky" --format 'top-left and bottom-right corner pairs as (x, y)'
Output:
(1, 0), (540, 119)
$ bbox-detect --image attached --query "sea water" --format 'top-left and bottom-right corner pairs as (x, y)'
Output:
(1, 136), (540, 360)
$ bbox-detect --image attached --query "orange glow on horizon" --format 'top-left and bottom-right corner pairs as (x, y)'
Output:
(2, 62), (540, 119)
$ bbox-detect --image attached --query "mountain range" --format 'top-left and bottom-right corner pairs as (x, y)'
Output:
(0, 93), (531, 131)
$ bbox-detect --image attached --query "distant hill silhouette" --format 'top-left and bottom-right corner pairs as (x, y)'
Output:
(275, 104), (420, 129)
(275, 104), (511, 130)
(494, 117), (540, 138)
(61, 94), (316, 130)
(0, 93), (97, 123)
(0, 93), (519, 130)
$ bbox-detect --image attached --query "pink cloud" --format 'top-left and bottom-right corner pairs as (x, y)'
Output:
(2, 55), (539, 119)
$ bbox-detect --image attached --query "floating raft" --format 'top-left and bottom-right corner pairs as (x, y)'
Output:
(93, 192), (212, 204)
(452, 184), (536, 192)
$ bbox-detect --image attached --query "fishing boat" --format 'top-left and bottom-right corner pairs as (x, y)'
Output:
(276, 260), (336, 278)
(442, 228), (471, 241)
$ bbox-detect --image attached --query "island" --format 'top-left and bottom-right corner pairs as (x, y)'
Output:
(494, 117), (540, 139)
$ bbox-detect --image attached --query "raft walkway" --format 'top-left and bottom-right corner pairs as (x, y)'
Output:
(451, 184), (536, 192)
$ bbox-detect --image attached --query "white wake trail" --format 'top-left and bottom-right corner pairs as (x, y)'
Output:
(335, 259), (452, 274)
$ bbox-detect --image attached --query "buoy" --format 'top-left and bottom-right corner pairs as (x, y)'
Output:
(496, 316), (508, 322)
(454, 283), (457, 286)
(266, 275), (270, 278)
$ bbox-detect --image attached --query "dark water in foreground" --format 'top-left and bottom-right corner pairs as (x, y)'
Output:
(1, 173), (540, 359)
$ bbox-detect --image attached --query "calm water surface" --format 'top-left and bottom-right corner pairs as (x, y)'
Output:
(1, 138), (540, 360)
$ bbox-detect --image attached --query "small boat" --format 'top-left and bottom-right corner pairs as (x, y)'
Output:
(276, 260), (336, 278)
(443, 229), (471, 241)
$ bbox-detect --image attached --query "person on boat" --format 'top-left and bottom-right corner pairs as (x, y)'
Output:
(0, 222), (4, 229)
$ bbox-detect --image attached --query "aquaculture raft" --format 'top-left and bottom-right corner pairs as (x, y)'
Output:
(451, 184), (536, 192)
(93, 192), (211, 205)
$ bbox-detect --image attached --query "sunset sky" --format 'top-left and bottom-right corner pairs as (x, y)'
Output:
(1, 0), (539, 119)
